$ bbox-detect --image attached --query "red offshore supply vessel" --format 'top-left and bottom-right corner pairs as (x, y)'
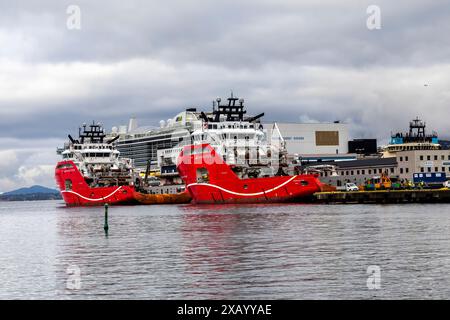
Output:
(177, 143), (322, 204)
(55, 122), (137, 206)
(176, 94), (322, 204)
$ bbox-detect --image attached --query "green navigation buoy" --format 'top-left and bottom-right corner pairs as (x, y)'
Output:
(104, 203), (109, 235)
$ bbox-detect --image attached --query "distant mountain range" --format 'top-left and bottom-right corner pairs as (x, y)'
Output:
(0, 185), (62, 201)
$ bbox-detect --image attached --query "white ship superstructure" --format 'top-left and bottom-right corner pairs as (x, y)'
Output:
(158, 94), (288, 178)
(58, 122), (135, 188)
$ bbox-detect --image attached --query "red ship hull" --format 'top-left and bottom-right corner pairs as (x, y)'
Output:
(177, 144), (322, 204)
(55, 160), (137, 206)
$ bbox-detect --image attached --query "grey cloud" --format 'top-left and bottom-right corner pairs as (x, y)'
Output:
(1, 0), (450, 67)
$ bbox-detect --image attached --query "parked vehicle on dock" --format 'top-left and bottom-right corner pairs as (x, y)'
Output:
(346, 183), (359, 191)
(336, 183), (359, 192)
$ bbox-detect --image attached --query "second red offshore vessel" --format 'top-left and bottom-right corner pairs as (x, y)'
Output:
(176, 94), (322, 204)
(178, 144), (322, 204)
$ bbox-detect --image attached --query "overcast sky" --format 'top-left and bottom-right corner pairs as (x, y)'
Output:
(1, 0), (450, 191)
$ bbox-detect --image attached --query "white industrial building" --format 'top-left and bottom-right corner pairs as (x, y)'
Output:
(267, 122), (350, 158)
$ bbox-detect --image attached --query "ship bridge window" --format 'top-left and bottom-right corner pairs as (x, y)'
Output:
(87, 152), (111, 158)
(183, 146), (210, 156)
(57, 163), (73, 169)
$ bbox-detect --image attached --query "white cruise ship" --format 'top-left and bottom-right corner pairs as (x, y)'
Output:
(109, 93), (287, 180)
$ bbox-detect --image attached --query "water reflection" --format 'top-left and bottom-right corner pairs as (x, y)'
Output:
(2, 201), (450, 299)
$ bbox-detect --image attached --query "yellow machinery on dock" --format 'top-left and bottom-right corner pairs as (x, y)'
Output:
(364, 174), (393, 190)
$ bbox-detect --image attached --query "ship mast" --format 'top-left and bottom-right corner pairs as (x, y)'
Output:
(200, 93), (264, 123)
(78, 121), (107, 144)
(409, 117), (426, 139)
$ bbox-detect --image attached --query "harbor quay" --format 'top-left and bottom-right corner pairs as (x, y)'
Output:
(314, 188), (450, 204)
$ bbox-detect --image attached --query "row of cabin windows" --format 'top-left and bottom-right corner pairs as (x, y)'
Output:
(416, 155), (450, 161)
(391, 146), (439, 151)
(194, 133), (258, 141)
(419, 167), (450, 173)
(321, 168), (394, 177)
(321, 166), (450, 177)
(73, 145), (113, 150)
(84, 153), (112, 158)
(207, 124), (256, 130)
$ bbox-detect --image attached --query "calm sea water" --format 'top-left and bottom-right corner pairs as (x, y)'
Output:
(1, 200), (450, 299)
